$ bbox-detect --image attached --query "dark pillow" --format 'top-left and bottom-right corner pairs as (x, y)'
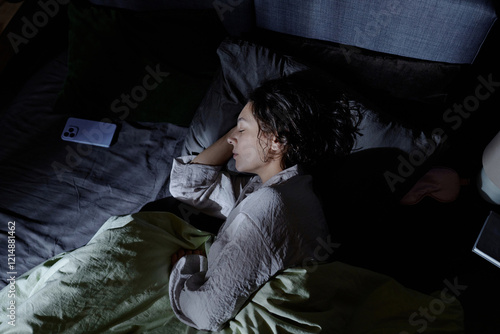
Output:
(251, 29), (465, 109)
(54, 0), (227, 126)
(182, 37), (444, 198)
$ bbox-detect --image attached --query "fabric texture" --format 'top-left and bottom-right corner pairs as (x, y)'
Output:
(0, 213), (212, 333)
(0, 212), (465, 333)
(254, 0), (497, 64)
(0, 51), (188, 288)
(168, 156), (329, 331)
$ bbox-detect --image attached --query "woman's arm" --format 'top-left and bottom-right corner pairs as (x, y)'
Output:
(169, 127), (249, 219)
(191, 127), (235, 166)
(169, 213), (280, 331)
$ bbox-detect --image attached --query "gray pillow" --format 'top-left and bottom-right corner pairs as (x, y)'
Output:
(182, 39), (307, 156)
(182, 38), (442, 162)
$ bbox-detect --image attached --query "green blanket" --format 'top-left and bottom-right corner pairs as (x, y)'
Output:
(0, 212), (464, 333)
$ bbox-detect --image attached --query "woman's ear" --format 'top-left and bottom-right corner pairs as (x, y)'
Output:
(270, 136), (284, 154)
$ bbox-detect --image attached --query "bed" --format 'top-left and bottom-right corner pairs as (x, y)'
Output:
(0, 0), (498, 332)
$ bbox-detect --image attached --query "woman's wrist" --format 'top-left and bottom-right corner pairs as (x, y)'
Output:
(191, 128), (235, 166)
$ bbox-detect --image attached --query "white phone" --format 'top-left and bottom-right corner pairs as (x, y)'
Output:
(61, 117), (117, 148)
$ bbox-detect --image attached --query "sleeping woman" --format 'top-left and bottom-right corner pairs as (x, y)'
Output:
(167, 71), (359, 331)
(0, 71), (358, 333)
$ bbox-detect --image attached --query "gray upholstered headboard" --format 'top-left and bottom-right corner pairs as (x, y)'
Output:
(86, 0), (497, 64)
(254, 0), (497, 64)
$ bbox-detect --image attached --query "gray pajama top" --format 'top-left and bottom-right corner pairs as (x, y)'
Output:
(168, 156), (329, 331)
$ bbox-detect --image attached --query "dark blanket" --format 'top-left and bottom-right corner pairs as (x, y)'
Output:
(0, 51), (187, 287)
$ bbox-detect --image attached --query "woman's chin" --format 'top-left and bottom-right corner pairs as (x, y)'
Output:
(234, 163), (248, 174)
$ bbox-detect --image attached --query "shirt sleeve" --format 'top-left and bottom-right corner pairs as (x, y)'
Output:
(169, 155), (250, 219)
(168, 213), (281, 331)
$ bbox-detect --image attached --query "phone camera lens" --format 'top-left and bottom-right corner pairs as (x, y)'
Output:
(63, 132), (69, 137)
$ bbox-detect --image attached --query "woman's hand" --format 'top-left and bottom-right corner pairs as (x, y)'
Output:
(171, 248), (206, 267)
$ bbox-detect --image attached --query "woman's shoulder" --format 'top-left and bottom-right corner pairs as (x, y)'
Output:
(235, 174), (327, 243)
(240, 173), (317, 217)
(242, 185), (285, 210)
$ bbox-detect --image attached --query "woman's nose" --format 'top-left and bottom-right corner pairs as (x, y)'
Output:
(227, 129), (237, 145)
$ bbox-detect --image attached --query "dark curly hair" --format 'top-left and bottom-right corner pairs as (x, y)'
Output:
(248, 70), (360, 170)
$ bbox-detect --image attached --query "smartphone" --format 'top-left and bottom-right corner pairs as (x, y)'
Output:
(473, 211), (500, 268)
(61, 117), (117, 148)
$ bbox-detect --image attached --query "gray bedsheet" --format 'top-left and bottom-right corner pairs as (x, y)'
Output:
(0, 51), (187, 287)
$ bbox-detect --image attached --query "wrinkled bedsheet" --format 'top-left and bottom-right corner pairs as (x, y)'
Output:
(0, 212), (464, 333)
(0, 51), (188, 287)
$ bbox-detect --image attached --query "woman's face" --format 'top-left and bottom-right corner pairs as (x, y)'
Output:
(227, 103), (283, 183)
